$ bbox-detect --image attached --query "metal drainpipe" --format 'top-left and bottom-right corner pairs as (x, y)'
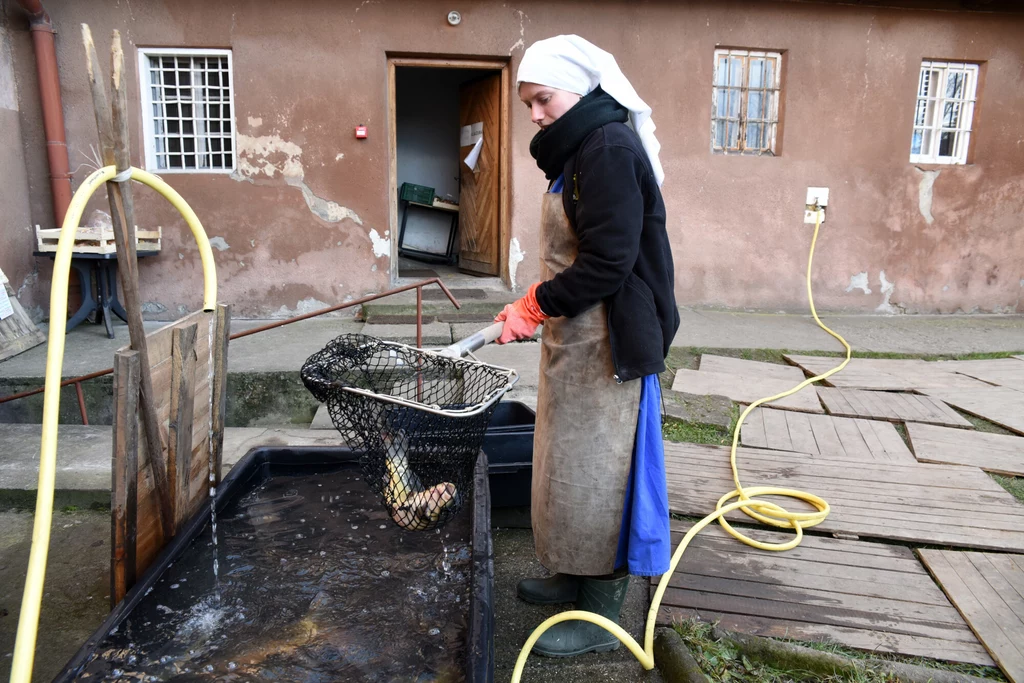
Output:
(16, 0), (72, 226)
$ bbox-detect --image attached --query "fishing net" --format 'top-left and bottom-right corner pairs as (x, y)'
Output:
(301, 333), (517, 531)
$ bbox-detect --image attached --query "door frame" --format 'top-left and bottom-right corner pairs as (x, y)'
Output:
(387, 55), (511, 286)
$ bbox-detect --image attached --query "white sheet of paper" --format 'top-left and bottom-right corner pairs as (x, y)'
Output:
(470, 121), (483, 144)
(463, 137), (484, 172)
(459, 124), (473, 147)
(0, 285), (13, 321)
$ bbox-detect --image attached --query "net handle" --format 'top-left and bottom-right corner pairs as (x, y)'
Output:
(338, 368), (518, 418)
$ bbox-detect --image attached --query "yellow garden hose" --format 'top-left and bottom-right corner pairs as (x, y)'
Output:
(9, 165), (217, 683)
(511, 208), (849, 682)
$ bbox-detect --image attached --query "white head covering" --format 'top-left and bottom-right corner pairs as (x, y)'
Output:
(517, 34), (664, 186)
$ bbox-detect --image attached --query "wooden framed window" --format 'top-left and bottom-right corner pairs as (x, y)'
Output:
(909, 61), (979, 165)
(711, 49), (782, 155)
(138, 48), (236, 173)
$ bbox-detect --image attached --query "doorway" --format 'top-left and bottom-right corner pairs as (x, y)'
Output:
(388, 57), (510, 286)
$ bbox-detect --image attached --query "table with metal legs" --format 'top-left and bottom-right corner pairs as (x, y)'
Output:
(34, 251), (159, 339)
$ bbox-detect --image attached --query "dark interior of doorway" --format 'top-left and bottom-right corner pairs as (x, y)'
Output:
(395, 66), (499, 280)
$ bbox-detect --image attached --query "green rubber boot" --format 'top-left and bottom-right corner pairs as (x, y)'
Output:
(532, 574), (630, 657)
(516, 573), (581, 605)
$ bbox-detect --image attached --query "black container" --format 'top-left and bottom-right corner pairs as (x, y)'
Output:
(485, 401), (536, 434)
(55, 448), (494, 683)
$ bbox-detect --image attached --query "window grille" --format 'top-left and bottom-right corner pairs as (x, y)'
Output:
(138, 48), (236, 172)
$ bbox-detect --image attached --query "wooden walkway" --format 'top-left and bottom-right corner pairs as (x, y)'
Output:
(816, 387), (974, 428)
(784, 355), (992, 391)
(673, 356), (823, 413)
(918, 550), (1024, 681)
(923, 387), (1024, 436)
(664, 441), (1024, 552)
(654, 522), (993, 665)
(942, 357), (1024, 392)
(740, 407), (915, 462)
(906, 422), (1024, 476)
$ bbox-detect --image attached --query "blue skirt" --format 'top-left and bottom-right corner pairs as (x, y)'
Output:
(615, 375), (671, 577)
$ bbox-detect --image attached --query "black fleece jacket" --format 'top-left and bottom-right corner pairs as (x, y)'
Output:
(535, 122), (679, 382)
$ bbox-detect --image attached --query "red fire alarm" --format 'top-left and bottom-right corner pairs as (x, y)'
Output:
(355, 124), (368, 139)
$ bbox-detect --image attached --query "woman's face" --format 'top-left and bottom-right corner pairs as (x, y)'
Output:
(519, 83), (583, 129)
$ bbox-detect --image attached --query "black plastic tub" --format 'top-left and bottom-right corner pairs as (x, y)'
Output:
(486, 401), (536, 434)
(56, 447), (494, 683)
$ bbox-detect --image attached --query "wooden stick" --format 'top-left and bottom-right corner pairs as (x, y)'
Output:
(111, 348), (140, 606)
(169, 322), (198, 528)
(83, 24), (174, 539)
(211, 304), (231, 487)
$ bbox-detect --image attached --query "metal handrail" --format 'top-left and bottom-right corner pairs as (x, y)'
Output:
(0, 277), (462, 423)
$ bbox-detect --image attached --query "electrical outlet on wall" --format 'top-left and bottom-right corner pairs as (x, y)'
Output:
(804, 186), (829, 224)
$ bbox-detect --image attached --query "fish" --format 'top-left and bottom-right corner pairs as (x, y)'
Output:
(382, 430), (459, 530)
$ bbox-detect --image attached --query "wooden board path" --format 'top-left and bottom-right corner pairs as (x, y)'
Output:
(816, 387), (974, 428)
(654, 522), (993, 665)
(923, 387), (1024, 436)
(939, 357), (1024, 392)
(673, 354), (823, 413)
(663, 441), (1024, 552)
(918, 550), (1024, 681)
(784, 355), (992, 391)
(741, 407), (915, 462)
(905, 423), (1024, 476)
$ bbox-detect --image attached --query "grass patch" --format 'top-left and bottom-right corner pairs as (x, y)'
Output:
(674, 619), (1007, 682)
(992, 474), (1024, 505)
(790, 638), (1006, 680)
(663, 418), (734, 446)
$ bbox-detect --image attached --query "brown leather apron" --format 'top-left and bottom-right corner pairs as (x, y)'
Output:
(531, 192), (642, 576)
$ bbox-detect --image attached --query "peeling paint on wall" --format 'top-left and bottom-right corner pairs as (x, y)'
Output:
(509, 9), (528, 54)
(509, 237), (525, 290)
(209, 236), (231, 251)
(916, 167), (939, 225)
(368, 229), (390, 258)
(236, 133), (304, 179)
(285, 176), (363, 224)
(247, 115), (263, 127)
(272, 297), (331, 318)
(335, 153), (345, 161)
(875, 271), (899, 314)
(844, 271), (871, 295)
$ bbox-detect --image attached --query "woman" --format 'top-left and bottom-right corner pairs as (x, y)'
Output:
(495, 35), (680, 658)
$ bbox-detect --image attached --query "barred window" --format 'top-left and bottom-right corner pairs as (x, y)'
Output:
(712, 49), (782, 155)
(138, 48), (235, 172)
(910, 61), (978, 165)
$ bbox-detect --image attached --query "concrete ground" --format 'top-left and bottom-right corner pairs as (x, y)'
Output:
(0, 510), (109, 683)
(3, 309), (1023, 382)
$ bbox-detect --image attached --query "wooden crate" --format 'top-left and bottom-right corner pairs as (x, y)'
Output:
(35, 225), (162, 254)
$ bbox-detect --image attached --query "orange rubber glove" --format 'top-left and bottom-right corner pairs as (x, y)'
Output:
(494, 282), (549, 344)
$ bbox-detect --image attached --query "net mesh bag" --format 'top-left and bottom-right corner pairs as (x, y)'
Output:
(301, 334), (517, 531)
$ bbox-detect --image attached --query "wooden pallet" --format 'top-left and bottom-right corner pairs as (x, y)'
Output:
(923, 387), (1024, 436)
(111, 305), (230, 604)
(937, 357), (1024, 392)
(0, 267), (46, 362)
(918, 550), (1024, 681)
(664, 441), (1024, 552)
(784, 355), (992, 391)
(741, 407), (915, 462)
(906, 422), (1024, 476)
(35, 224), (162, 254)
(816, 387), (974, 428)
(655, 522), (993, 665)
(673, 355), (823, 414)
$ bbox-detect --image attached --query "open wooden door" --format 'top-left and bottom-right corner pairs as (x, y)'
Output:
(458, 74), (501, 276)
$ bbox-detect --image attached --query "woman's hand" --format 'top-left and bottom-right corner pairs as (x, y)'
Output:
(494, 282), (549, 344)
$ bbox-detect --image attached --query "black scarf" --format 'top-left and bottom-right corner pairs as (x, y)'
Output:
(529, 87), (629, 181)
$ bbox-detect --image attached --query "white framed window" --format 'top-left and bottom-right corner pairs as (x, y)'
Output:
(711, 49), (782, 155)
(138, 48), (236, 173)
(909, 61), (978, 165)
